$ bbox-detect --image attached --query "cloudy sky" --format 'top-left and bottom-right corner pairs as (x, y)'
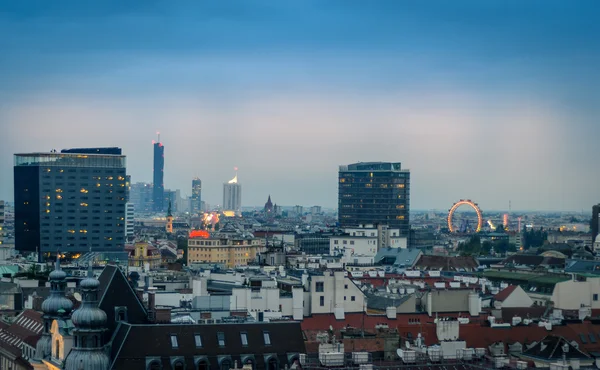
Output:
(1, 1), (599, 211)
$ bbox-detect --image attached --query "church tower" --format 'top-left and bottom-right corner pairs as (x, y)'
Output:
(64, 263), (110, 370)
(33, 255), (74, 364)
(166, 199), (174, 234)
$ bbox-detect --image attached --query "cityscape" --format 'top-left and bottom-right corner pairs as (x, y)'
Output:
(0, 2), (599, 370)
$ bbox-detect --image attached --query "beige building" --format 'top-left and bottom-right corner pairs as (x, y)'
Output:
(187, 235), (262, 268)
(125, 242), (162, 270)
(551, 277), (600, 310)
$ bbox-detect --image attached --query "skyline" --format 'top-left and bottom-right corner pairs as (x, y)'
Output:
(1, 1), (599, 211)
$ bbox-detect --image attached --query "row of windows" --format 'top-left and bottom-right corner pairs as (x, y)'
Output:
(170, 331), (271, 349)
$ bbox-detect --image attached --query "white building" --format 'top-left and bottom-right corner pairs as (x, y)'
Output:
(125, 203), (135, 238)
(231, 280), (304, 321)
(551, 277), (600, 310)
(223, 174), (242, 212)
(309, 270), (365, 319)
(330, 225), (407, 256)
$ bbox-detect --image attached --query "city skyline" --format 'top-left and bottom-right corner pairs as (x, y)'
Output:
(1, 1), (599, 211)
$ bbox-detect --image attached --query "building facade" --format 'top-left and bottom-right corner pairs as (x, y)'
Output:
(309, 270), (366, 318)
(592, 204), (600, 244)
(126, 242), (162, 270)
(187, 235), (262, 268)
(125, 203), (135, 239)
(152, 141), (164, 212)
(223, 174), (242, 213)
(191, 178), (202, 214)
(338, 162), (410, 235)
(129, 182), (153, 213)
(14, 149), (127, 259)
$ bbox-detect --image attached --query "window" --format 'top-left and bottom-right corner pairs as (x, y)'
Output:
(580, 333), (588, 344)
(240, 332), (248, 346)
(194, 334), (202, 348)
(170, 334), (178, 348)
(344, 284), (348, 289)
(217, 332), (225, 347)
(263, 331), (271, 345)
(351, 296), (356, 301)
(316, 282), (324, 292)
(594, 294), (598, 301)
(350, 240), (354, 245)
(320, 296), (325, 306)
(174, 362), (184, 370)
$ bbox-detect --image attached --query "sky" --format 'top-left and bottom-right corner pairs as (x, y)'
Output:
(1, 0), (599, 211)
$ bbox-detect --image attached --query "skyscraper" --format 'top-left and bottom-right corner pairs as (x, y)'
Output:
(0, 200), (4, 246)
(191, 178), (202, 214)
(223, 172), (242, 213)
(152, 139), (164, 212)
(14, 148), (127, 260)
(592, 204), (600, 243)
(338, 162), (410, 235)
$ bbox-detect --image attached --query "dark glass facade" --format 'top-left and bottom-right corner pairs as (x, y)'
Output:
(338, 162), (410, 235)
(191, 178), (202, 214)
(153, 143), (165, 212)
(14, 151), (127, 260)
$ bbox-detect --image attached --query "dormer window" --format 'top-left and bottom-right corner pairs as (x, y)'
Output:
(170, 334), (178, 348)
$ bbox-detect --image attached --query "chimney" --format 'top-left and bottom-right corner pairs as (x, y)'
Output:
(136, 288), (144, 303)
(148, 291), (156, 322)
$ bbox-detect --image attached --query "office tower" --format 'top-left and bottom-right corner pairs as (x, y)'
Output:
(593, 204), (600, 243)
(125, 203), (135, 239)
(14, 148), (127, 260)
(338, 162), (410, 235)
(0, 200), (4, 246)
(125, 175), (131, 202)
(223, 172), (242, 213)
(130, 182), (153, 213)
(152, 140), (164, 212)
(191, 178), (202, 214)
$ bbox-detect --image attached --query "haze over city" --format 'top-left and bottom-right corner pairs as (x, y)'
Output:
(1, 1), (598, 211)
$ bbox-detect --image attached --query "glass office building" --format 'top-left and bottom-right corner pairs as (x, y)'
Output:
(338, 162), (410, 235)
(14, 149), (127, 260)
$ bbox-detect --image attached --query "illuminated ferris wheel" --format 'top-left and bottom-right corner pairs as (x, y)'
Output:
(447, 199), (483, 233)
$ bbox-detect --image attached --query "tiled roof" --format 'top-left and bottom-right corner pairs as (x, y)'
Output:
(416, 255), (478, 271)
(494, 285), (518, 302)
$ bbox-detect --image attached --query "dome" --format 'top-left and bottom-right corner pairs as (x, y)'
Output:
(80, 276), (100, 289)
(49, 268), (67, 281)
(71, 307), (107, 329)
(41, 295), (74, 316)
(64, 349), (110, 370)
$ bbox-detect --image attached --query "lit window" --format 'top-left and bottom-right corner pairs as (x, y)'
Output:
(170, 334), (178, 348)
(240, 332), (248, 346)
(263, 331), (271, 345)
(217, 332), (225, 347)
(194, 334), (202, 348)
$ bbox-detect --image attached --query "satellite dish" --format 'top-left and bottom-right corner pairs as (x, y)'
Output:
(74, 292), (82, 302)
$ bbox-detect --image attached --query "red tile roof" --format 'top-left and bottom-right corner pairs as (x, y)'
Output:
(494, 285), (517, 302)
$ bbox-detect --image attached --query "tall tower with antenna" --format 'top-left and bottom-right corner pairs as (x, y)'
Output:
(152, 132), (165, 212)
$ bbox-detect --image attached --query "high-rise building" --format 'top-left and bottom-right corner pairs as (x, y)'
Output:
(191, 178), (202, 214)
(130, 182), (153, 213)
(338, 162), (410, 235)
(593, 204), (600, 243)
(125, 203), (135, 239)
(14, 148), (127, 260)
(223, 172), (242, 213)
(152, 140), (164, 212)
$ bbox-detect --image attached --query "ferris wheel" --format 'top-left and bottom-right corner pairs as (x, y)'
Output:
(447, 199), (483, 233)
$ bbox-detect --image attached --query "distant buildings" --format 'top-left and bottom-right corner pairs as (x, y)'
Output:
(129, 182), (153, 213)
(152, 140), (164, 212)
(14, 148), (127, 260)
(191, 178), (202, 214)
(592, 204), (600, 243)
(338, 162), (410, 235)
(222, 172), (242, 213)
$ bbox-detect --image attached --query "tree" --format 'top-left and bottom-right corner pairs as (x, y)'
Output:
(177, 237), (188, 264)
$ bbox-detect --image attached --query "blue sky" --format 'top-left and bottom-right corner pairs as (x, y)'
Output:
(1, 1), (599, 211)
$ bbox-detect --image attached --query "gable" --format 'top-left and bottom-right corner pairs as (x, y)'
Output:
(98, 265), (148, 334)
